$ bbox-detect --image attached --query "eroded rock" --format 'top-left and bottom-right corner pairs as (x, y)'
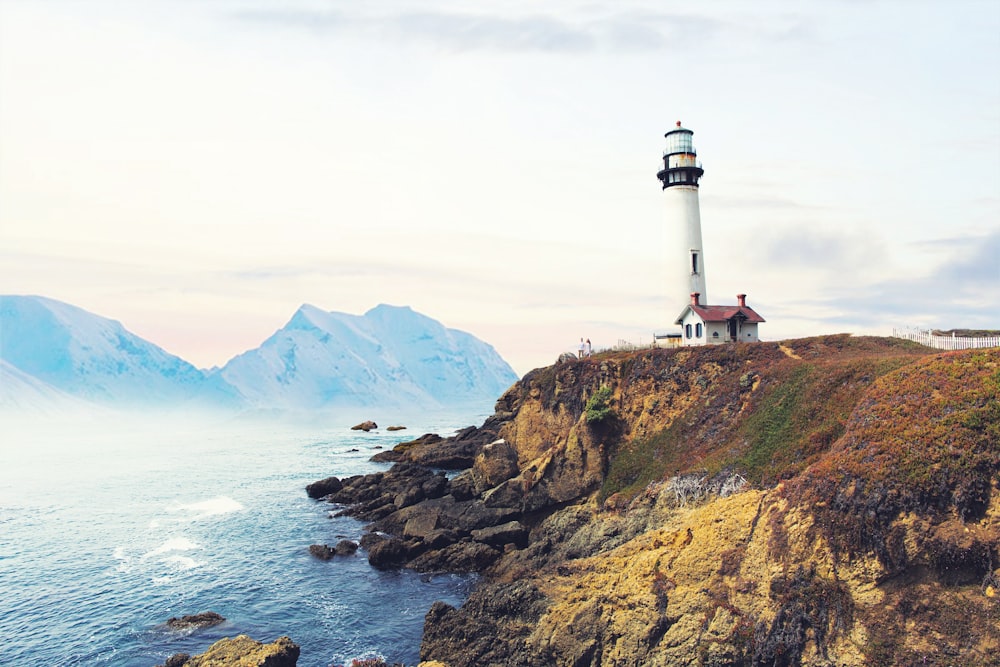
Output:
(157, 634), (299, 667)
(164, 612), (225, 631)
(305, 476), (342, 499)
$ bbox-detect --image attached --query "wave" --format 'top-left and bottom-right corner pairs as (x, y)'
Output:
(169, 496), (244, 521)
(163, 554), (201, 570)
(141, 537), (200, 560)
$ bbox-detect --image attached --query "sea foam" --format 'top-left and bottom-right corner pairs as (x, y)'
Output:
(142, 537), (200, 559)
(170, 496), (244, 521)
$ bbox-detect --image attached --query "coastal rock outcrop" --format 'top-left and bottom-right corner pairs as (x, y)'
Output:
(371, 415), (510, 469)
(164, 612), (225, 631)
(156, 634), (299, 667)
(310, 337), (1000, 665)
(308, 542), (356, 560)
(305, 476), (342, 499)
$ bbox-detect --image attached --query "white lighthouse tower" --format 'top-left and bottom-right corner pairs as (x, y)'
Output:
(656, 121), (707, 318)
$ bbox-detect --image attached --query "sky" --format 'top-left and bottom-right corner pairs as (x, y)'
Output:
(1, 0), (998, 376)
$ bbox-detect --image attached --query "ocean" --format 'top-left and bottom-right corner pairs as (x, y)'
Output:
(0, 410), (481, 666)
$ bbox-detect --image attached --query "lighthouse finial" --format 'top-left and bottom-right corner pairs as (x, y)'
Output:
(676, 120), (682, 127)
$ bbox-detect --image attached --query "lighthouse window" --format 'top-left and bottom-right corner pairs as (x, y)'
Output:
(691, 252), (699, 274)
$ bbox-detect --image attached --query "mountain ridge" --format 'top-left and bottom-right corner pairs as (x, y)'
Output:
(0, 295), (518, 414)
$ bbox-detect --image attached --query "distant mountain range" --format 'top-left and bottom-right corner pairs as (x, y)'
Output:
(0, 295), (518, 414)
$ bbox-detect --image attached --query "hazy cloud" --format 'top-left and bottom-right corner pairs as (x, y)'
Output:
(813, 230), (1000, 328)
(706, 194), (826, 211)
(759, 226), (884, 271)
(232, 5), (732, 53)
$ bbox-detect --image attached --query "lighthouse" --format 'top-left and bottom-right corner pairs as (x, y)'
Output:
(656, 121), (707, 318)
(655, 121), (766, 347)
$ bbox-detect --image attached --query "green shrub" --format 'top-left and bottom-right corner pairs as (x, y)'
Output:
(585, 385), (614, 423)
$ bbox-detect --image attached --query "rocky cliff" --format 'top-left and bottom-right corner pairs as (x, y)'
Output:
(155, 634), (299, 667)
(310, 336), (1000, 666)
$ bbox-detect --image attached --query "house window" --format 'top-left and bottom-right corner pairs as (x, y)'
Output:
(691, 252), (699, 275)
(685, 324), (692, 339)
(713, 331), (719, 338)
(696, 323), (703, 338)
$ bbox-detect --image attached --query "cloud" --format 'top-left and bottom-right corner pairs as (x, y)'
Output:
(231, 5), (732, 54)
(758, 226), (884, 271)
(706, 194), (826, 212)
(811, 230), (1000, 328)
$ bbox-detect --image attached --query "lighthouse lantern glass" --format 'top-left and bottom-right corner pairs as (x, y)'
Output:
(666, 132), (694, 155)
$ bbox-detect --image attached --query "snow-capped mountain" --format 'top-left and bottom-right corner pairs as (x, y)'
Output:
(0, 359), (98, 414)
(217, 304), (518, 410)
(1, 296), (519, 413)
(0, 295), (240, 408)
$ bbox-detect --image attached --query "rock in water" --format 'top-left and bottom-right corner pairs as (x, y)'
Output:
(308, 544), (336, 560)
(305, 476), (342, 499)
(387, 425), (407, 431)
(335, 539), (359, 556)
(308, 541), (358, 559)
(164, 612), (225, 631)
(156, 634), (299, 666)
(351, 420), (378, 431)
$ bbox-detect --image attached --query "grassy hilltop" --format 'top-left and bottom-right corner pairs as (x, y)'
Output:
(412, 335), (1000, 666)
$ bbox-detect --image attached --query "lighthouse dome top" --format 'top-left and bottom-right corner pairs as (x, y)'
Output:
(664, 120), (693, 137)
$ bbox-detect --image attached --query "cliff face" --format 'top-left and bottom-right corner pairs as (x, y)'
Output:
(413, 337), (1000, 667)
(310, 335), (999, 666)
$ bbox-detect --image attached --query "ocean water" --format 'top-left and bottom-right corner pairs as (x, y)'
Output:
(0, 410), (482, 666)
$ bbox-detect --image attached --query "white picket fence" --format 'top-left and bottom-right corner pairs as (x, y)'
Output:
(892, 327), (1000, 350)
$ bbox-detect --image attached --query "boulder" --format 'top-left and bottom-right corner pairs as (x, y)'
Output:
(367, 536), (407, 569)
(157, 634), (299, 667)
(448, 471), (478, 501)
(308, 544), (336, 560)
(471, 439), (520, 494)
(421, 473), (450, 500)
(372, 423), (510, 469)
(424, 528), (461, 550)
(403, 510), (442, 540)
(482, 477), (526, 509)
(471, 521), (528, 549)
(305, 476), (342, 499)
(320, 464), (434, 508)
(310, 540), (358, 559)
(351, 421), (378, 431)
(164, 611), (225, 631)
(335, 539), (359, 556)
(359, 532), (386, 551)
(409, 540), (502, 573)
(372, 433), (443, 463)
(387, 425), (407, 431)
(394, 483), (426, 508)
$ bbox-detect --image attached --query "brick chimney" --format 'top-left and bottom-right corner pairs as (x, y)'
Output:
(691, 292), (701, 306)
(737, 294), (747, 307)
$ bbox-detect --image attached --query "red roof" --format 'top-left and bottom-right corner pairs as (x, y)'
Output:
(676, 304), (766, 325)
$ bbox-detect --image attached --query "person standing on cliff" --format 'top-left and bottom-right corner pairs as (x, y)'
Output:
(585, 339), (592, 357)
(578, 338), (585, 359)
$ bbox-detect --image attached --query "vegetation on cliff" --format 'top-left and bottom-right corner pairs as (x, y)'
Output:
(310, 335), (999, 666)
(591, 336), (927, 502)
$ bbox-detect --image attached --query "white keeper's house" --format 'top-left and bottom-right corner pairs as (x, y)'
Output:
(656, 122), (766, 347)
(675, 292), (765, 346)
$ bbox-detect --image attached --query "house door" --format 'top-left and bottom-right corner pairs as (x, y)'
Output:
(728, 318), (738, 341)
